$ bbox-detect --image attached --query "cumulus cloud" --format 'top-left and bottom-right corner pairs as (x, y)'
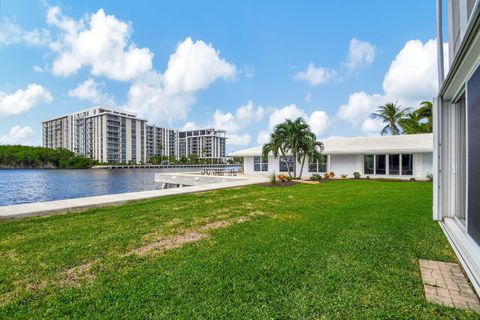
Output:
(257, 104), (330, 144)
(344, 38), (376, 72)
(0, 126), (36, 145)
(294, 38), (375, 86)
(294, 63), (335, 86)
(68, 78), (115, 105)
(337, 39), (447, 134)
(181, 122), (198, 131)
(127, 37), (236, 124)
(0, 84), (53, 116)
(337, 91), (388, 126)
(382, 39), (439, 102)
(213, 101), (264, 146)
(0, 18), (50, 46)
(47, 7), (153, 81)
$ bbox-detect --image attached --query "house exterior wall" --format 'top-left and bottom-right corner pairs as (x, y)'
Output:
(436, 0), (480, 294)
(242, 152), (433, 180)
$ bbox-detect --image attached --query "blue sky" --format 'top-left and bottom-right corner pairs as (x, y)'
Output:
(0, 0), (442, 151)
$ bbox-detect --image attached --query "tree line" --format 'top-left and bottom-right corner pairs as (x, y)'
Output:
(370, 101), (432, 135)
(0, 145), (97, 169)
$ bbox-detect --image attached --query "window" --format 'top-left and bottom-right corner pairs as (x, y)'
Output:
(308, 157), (327, 172)
(364, 155), (374, 174)
(375, 155), (386, 175)
(253, 156), (268, 172)
(279, 156), (293, 172)
(389, 154), (400, 175)
(401, 154), (413, 175)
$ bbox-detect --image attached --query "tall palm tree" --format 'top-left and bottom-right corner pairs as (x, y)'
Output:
(416, 101), (433, 132)
(370, 102), (410, 135)
(297, 134), (324, 179)
(263, 117), (322, 179)
(399, 112), (423, 135)
(263, 126), (292, 177)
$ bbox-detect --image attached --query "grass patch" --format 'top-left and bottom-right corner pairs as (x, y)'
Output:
(0, 180), (477, 318)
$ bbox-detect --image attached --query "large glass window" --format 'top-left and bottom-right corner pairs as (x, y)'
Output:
(401, 154), (413, 175)
(389, 154), (400, 175)
(279, 156), (293, 172)
(364, 155), (374, 174)
(308, 157), (327, 173)
(253, 156), (268, 172)
(375, 155), (386, 175)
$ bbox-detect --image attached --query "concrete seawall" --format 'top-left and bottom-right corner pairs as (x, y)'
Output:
(0, 175), (268, 221)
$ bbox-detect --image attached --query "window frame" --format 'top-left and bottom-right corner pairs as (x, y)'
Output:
(253, 155), (268, 172)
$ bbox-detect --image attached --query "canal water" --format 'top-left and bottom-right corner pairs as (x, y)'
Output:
(0, 168), (202, 206)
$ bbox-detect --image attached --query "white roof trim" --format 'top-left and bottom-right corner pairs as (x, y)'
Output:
(229, 133), (433, 157)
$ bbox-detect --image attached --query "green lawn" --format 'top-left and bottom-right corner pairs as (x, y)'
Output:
(0, 180), (478, 319)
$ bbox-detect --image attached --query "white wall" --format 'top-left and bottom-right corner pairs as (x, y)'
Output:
(243, 152), (433, 180)
(329, 154), (359, 178)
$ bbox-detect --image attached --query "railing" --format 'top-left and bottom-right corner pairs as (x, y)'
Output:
(93, 164), (243, 170)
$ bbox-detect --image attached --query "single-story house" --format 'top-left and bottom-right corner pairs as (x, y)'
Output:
(230, 133), (433, 180)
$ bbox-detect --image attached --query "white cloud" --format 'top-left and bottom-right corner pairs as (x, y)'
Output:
(0, 84), (53, 116)
(181, 121), (198, 131)
(308, 111), (329, 136)
(47, 7), (153, 81)
(257, 104), (330, 144)
(162, 37), (236, 94)
(68, 78), (115, 105)
(382, 39), (439, 103)
(0, 18), (50, 46)
(268, 104), (307, 130)
(293, 63), (335, 86)
(127, 37), (236, 124)
(33, 65), (44, 73)
(294, 38), (375, 86)
(345, 38), (375, 71)
(337, 91), (388, 126)
(257, 130), (270, 144)
(0, 126), (36, 145)
(213, 101), (264, 146)
(360, 118), (385, 135)
(228, 133), (251, 146)
(337, 39), (447, 134)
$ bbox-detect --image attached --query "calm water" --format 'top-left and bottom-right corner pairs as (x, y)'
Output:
(0, 168), (199, 206)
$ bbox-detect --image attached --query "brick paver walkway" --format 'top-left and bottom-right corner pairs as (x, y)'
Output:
(419, 259), (480, 312)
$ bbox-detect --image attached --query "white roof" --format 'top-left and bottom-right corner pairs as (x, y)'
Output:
(229, 133), (433, 156)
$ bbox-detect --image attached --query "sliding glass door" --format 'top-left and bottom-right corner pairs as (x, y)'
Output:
(467, 65), (480, 245)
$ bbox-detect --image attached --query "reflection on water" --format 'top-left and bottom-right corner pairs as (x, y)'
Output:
(0, 168), (196, 206)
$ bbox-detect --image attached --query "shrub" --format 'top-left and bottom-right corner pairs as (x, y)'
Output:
(341, 174), (348, 179)
(329, 172), (335, 178)
(426, 173), (433, 182)
(353, 172), (361, 179)
(278, 173), (289, 182)
(310, 174), (322, 181)
(323, 172), (331, 179)
(409, 177), (416, 182)
(366, 176), (370, 180)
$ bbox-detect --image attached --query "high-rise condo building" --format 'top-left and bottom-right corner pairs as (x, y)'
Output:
(43, 107), (147, 164)
(42, 107), (227, 164)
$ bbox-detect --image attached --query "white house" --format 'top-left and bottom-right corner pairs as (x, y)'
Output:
(434, 0), (480, 294)
(230, 133), (433, 180)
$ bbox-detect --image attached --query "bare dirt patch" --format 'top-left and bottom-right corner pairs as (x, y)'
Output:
(60, 260), (97, 287)
(131, 211), (268, 257)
